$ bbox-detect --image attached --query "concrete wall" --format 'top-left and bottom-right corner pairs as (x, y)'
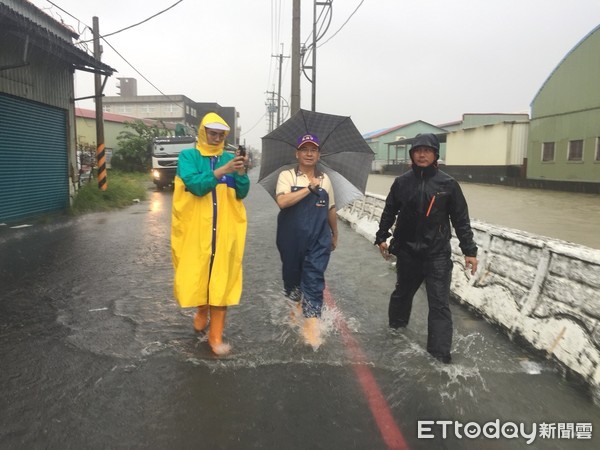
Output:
(338, 193), (600, 400)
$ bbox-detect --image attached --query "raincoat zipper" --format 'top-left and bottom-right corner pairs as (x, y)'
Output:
(415, 171), (426, 253)
(209, 156), (218, 278)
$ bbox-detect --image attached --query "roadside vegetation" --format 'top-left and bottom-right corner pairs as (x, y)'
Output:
(70, 170), (150, 215)
(71, 119), (171, 215)
(111, 119), (171, 172)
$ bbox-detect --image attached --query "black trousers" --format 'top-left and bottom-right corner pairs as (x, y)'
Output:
(389, 250), (454, 359)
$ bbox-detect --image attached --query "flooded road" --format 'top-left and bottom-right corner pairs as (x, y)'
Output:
(1, 169), (599, 449)
(367, 174), (600, 250)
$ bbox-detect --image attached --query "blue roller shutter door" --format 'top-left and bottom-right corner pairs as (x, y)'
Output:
(0, 94), (69, 222)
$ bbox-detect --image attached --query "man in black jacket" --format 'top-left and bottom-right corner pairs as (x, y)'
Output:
(374, 133), (478, 363)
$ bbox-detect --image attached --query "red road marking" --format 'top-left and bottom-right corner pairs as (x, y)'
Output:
(324, 287), (409, 450)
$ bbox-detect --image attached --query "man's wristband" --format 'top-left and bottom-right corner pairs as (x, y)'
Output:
(307, 184), (318, 195)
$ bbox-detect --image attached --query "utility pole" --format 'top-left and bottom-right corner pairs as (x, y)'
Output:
(311, 0), (317, 111)
(273, 44), (289, 127)
(301, 1), (331, 113)
(92, 17), (107, 191)
(265, 90), (277, 133)
(290, 0), (301, 116)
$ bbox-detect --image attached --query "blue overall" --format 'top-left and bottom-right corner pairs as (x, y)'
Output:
(276, 185), (332, 318)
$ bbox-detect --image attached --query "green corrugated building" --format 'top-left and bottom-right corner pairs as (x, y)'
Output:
(528, 25), (600, 187)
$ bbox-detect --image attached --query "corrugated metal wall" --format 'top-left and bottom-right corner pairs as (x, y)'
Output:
(0, 93), (69, 222)
(507, 122), (529, 166)
(446, 122), (528, 166)
(0, 32), (73, 110)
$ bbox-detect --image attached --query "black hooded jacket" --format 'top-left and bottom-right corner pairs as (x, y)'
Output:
(374, 163), (478, 258)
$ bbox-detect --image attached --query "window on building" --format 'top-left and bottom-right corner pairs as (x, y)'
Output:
(568, 139), (584, 161)
(596, 137), (600, 161)
(542, 142), (555, 162)
(103, 105), (112, 113)
(141, 104), (155, 113)
(164, 104), (175, 113)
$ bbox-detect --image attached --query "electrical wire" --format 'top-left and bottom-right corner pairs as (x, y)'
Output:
(78, 0), (185, 44)
(318, 0), (365, 48)
(240, 112), (268, 136)
(45, 1), (280, 138)
(100, 38), (175, 102)
(45, 0), (80, 23)
(43, 1), (186, 111)
(266, 0), (287, 133)
(102, 0), (184, 39)
(301, 0), (332, 49)
(301, 0), (333, 81)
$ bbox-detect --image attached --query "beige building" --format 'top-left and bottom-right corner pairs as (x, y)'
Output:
(441, 116), (529, 183)
(446, 120), (529, 167)
(75, 108), (177, 150)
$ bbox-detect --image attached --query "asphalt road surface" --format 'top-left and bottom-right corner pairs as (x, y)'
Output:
(1, 169), (598, 449)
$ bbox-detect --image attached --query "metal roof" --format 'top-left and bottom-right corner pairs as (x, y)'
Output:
(385, 133), (447, 147)
(0, 0), (115, 76)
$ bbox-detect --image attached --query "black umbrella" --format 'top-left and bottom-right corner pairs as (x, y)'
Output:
(259, 109), (374, 209)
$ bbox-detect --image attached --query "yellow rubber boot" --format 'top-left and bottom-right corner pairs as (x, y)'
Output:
(303, 317), (322, 349)
(193, 305), (209, 333)
(208, 306), (231, 355)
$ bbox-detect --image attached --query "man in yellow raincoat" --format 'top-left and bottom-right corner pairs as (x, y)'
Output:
(171, 112), (249, 355)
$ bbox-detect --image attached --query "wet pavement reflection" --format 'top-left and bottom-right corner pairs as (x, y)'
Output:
(0, 170), (598, 449)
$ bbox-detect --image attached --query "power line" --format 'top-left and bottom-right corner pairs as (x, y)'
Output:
(43, 1), (185, 110)
(45, 1), (185, 44)
(318, 0), (365, 48)
(73, 0), (185, 44)
(301, 1), (332, 65)
(45, 1), (256, 138)
(45, 0), (80, 23)
(100, 38), (177, 103)
(241, 112), (267, 136)
(100, 0), (184, 40)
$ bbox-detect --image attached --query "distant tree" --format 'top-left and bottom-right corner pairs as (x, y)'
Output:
(113, 120), (171, 172)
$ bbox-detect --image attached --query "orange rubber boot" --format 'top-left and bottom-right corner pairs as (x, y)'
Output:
(193, 305), (209, 333)
(208, 306), (231, 355)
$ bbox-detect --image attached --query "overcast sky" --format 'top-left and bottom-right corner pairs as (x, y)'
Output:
(29, 0), (600, 149)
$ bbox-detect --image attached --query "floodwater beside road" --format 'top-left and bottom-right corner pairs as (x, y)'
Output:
(366, 174), (600, 250)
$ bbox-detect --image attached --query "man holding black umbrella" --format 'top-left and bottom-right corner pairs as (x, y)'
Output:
(374, 133), (478, 364)
(275, 133), (338, 349)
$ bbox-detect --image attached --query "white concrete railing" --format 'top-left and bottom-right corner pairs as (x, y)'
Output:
(338, 193), (600, 400)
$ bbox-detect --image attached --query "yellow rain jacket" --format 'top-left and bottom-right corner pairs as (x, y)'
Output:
(171, 113), (250, 308)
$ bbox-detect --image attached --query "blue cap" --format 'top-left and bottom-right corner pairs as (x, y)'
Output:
(296, 133), (320, 149)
